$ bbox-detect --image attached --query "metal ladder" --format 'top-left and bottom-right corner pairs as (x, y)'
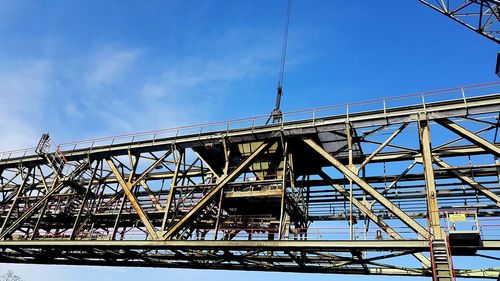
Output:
(430, 239), (455, 281)
(35, 133), (66, 177)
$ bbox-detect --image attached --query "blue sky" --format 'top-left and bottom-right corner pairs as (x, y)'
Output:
(0, 1), (498, 280)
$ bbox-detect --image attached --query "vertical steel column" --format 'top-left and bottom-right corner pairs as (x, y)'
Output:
(419, 115), (455, 281)
(70, 161), (100, 240)
(161, 148), (184, 232)
(346, 122), (355, 240)
(418, 114), (443, 240)
(278, 142), (288, 240)
(111, 193), (127, 240)
(213, 191), (224, 240)
(29, 166), (52, 240)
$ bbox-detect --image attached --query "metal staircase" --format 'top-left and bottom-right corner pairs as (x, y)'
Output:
(35, 133), (66, 177)
(177, 199), (219, 240)
(0, 159), (90, 239)
(430, 239), (455, 281)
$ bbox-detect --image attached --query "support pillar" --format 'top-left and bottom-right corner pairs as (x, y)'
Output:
(418, 114), (443, 239)
(418, 114), (453, 281)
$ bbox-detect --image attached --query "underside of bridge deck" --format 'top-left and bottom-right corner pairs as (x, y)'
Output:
(0, 84), (500, 279)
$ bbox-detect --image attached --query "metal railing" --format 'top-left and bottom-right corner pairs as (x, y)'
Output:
(1, 81), (500, 162)
(38, 220), (500, 241)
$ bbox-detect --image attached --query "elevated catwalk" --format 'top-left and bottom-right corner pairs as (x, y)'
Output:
(0, 82), (500, 279)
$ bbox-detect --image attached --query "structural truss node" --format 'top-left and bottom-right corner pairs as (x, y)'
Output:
(418, 0), (500, 43)
(1, 82), (500, 280)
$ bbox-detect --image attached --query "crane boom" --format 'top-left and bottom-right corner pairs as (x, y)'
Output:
(417, 0), (500, 43)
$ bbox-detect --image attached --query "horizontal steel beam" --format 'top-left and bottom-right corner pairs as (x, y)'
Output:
(0, 239), (432, 250)
(2, 94), (500, 168)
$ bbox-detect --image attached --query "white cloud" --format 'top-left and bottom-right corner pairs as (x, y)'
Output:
(0, 29), (283, 151)
(133, 38), (279, 131)
(0, 60), (52, 150)
(142, 47), (276, 99)
(85, 48), (140, 88)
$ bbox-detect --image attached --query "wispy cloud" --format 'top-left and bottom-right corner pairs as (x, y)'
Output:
(85, 48), (140, 89)
(0, 27), (284, 151)
(134, 31), (280, 130)
(0, 60), (52, 149)
(142, 54), (275, 98)
(142, 29), (279, 100)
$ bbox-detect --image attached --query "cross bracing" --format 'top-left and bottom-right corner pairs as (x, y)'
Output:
(418, 0), (500, 43)
(0, 83), (500, 279)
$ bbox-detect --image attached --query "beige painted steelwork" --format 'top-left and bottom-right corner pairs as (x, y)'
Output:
(0, 91), (499, 279)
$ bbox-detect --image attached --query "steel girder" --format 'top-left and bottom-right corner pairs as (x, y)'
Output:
(2, 92), (500, 168)
(0, 240), (498, 278)
(418, 0), (500, 43)
(0, 90), (500, 278)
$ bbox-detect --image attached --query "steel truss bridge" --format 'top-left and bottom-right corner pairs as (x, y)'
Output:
(1, 83), (500, 280)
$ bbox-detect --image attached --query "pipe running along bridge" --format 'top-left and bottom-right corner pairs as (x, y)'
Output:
(0, 83), (500, 280)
